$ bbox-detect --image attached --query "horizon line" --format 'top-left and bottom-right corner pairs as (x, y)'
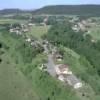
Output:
(0, 4), (100, 10)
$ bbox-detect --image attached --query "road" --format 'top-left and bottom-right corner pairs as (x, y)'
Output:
(43, 44), (56, 77)
(47, 54), (56, 77)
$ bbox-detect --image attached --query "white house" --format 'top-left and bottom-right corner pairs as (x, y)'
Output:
(65, 74), (82, 89)
(58, 75), (65, 82)
(26, 38), (31, 42)
(55, 64), (72, 75)
(55, 64), (82, 89)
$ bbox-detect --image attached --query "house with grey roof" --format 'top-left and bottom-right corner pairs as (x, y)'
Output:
(64, 74), (82, 89)
(55, 64), (82, 89)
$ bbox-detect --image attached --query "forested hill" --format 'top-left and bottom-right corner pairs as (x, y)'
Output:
(1, 5), (100, 16)
(33, 5), (100, 16)
(0, 9), (30, 15)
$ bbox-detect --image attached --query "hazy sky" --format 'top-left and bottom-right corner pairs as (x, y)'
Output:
(0, 0), (100, 9)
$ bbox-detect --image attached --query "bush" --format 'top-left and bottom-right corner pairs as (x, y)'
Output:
(0, 58), (2, 63)
(0, 43), (2, 48)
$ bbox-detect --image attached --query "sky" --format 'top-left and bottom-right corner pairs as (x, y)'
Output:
(0, 0), (100, 10)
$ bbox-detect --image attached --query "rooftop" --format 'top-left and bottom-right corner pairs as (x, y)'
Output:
(64, 74), (80, 85)
(56, 64), (69, 73)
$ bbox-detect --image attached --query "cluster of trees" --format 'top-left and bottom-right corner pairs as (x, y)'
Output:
(9, 34), (44, 64)
(30, 16), (45, 24)
(0, 24), (10, 30)
(0, 9), (30, 15)
(30, 16), (66, 25)
(46, 22), (100, 93)
(11, 14), (30, 20)
(33, 5), (100, 16)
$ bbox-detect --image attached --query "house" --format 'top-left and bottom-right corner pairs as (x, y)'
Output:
(57, 73), (82, 89)
(26, 38), (31, 42)
(55, 64), (82, 89)
(9, 29), (15, 33)
(16, 30), (22, 35)
(53, 53), (63, 62)
(28, 23), (35, 26)
(72, 24), (80, 32)
(38, 64), (47, 71)
(58, 75), (65, 82)
(55, 64), (72, 75)
(52, 48), (63, 62)
(22, 29), (29, 32)
(9, 28), (22, 35)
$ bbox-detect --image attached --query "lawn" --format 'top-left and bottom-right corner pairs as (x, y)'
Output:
(26, 25), (51, 39)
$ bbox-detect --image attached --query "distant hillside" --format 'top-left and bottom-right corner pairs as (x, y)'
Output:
(0, 9), (30, 15)
(33, 5), (100, 16)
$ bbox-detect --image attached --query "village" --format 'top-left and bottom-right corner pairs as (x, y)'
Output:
(40, 41), (83, 89)
(1, 2), (100, 100)
(8, 18), (83, 89)
(8, 16), (97, 90)
(8, 15), (99, 90)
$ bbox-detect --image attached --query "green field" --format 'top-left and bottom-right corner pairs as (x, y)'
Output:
(0, 30), (80, 100)
(0, 32), (39, 100)
(88, 25), (100, 40)
(0, 19), (27, 24)
(26, 25), (51, 39)
(0, 54), (38, 100)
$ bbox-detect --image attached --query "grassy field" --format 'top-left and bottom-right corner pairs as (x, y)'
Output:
(87, 25), (100, 40)
(0, 32), (39, 100)
(0, 54), (38, 100)
(26, 25), (51, 39)
(0, 18), (27, 24)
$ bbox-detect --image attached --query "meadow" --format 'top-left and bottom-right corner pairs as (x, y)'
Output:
(0, 32), (39, 100)
(26, 25), (51, 39)
(0, 18), (27, 24)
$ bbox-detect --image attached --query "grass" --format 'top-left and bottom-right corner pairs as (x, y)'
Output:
(0, 18), (27, 24)
(0, 54), (38, 100)
(26, 25), (51, 39)
(0, 32), (39, 100)
(88, 25), (100, 40)
(86, 18), (100, 40)
(61, 47), (100, 100)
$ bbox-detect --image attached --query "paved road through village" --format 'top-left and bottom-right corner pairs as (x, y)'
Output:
(43, 44), (56, 77)
(47, 54), (56, 77)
